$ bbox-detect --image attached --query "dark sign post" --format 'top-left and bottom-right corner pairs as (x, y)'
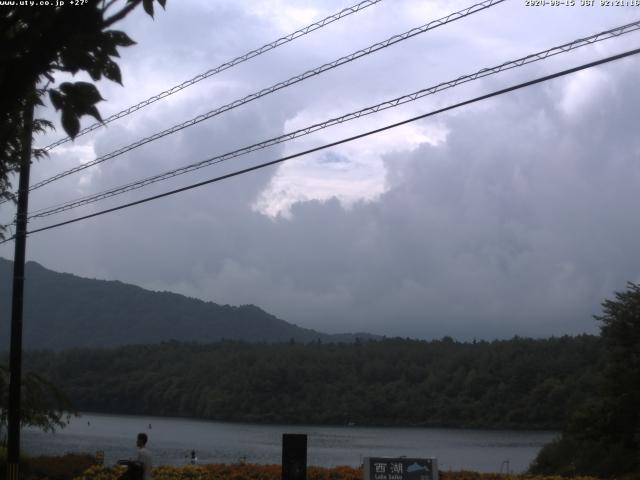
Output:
(364, 457), (438, 480)
(282, 434), (307, 480)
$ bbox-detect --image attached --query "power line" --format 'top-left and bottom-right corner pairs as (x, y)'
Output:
(40, 0), (384, 152)
(27, 19), (640, 220)
(4, 46), (637, 243)
(24, 0), (504, 194)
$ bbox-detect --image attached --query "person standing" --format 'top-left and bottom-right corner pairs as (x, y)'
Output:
(136, 433), (153, 480)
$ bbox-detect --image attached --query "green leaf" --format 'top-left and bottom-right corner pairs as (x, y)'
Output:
(58, 82), (75, 95)
(72, 82), (104, 105)
(51, 84), (107, 139)
(49, 90), (64, 111)
(33, 119), (54, 134)
(59, 45), (93, 74)
(33, 148), (49, 160)
(84, 105), (103, 123)
(86, 64), (102, 81)
(100, 37), (119, 57)
(102, 59), (122, 85)
(106, 30), (136, 48)
(61, 110), (80, 138)
(142, 0), (154, 17)
(60, 82), (104, 108)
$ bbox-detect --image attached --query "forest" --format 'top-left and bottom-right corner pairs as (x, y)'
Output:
(21, 335), (602, 430)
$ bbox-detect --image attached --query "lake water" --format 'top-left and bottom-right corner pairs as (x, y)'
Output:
(22, 413), (556, 473)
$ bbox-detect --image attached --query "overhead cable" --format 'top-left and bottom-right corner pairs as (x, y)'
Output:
(41, 0), (384, 152)
(25, 0), (504, 194)
(3, 46), (637, 243)
(27, 19), (640, 219)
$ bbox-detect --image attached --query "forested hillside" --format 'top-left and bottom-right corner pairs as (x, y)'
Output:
(24, 336), (602, 429)
(0, 258), (374, 350)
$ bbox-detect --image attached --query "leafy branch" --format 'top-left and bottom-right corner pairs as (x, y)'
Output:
(0, 0), (167, 230)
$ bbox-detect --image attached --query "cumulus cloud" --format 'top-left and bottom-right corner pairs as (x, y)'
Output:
(253, 105), (449, 218)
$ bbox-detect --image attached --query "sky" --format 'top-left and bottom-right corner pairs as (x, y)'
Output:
(2, 0), (640, 340)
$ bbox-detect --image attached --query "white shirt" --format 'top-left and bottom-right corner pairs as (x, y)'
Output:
(137, 447), (153, 480)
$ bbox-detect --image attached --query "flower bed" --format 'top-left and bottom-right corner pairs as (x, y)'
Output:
(72, 464), (600, 480)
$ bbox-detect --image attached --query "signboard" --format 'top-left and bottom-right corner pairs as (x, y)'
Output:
(364, 457), (438, 480)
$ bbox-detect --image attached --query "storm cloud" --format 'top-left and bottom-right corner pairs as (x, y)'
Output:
(2, 0), (639, 340)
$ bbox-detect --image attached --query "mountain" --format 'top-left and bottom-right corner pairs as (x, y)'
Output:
(0, 258), (376, 350)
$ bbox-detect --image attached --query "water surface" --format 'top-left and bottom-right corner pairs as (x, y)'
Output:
(22, 413), (556, 473)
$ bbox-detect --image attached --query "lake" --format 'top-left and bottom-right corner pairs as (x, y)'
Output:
(22, 413), (556, 473)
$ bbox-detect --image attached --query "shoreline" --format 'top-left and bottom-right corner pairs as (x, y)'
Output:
(70, 411), (561, 433)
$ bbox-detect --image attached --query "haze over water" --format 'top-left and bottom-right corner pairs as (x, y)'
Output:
(23, 413), (555, 473)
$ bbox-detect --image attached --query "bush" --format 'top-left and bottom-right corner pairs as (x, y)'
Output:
(0, 449), (98, 480)
(27, 453), (97, 480)
(529, 435), (640, 479)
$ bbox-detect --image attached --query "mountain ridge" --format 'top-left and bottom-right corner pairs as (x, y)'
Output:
(0, 257), (377, 350)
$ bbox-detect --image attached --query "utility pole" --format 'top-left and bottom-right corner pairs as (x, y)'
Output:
(7, 93), (34, 480)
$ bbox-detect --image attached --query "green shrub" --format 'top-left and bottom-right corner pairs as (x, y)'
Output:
(26, 453), (97, 480)
(0, 449), (96, 480)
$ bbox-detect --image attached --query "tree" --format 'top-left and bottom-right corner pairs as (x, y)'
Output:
(0, 0), (167, 234)
(0, 364), (74, 444)
(596, 282), (640, 441)
(530, 282), (640, 477)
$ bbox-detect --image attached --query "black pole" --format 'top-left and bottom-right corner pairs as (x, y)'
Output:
(7, 95), (34, 480)
(282, 434), (307, 480)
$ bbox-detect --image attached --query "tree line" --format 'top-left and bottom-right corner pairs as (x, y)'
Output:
(21, 335), (602, 430)
(530, 282), (640, 477)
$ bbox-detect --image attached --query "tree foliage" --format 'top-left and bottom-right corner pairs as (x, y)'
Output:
(0, 364), (74, 445)
(0, 0), (166, 208)
(530, 282), (640, 478)
(22, 335), (602, 430)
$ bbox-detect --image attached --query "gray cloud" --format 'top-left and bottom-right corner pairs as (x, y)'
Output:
(2, 0), (639, 340)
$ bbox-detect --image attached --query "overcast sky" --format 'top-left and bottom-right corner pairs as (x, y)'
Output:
(2, 0), (640, 340)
